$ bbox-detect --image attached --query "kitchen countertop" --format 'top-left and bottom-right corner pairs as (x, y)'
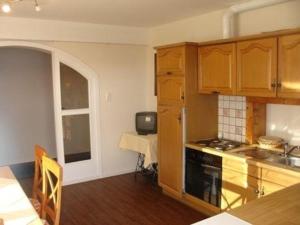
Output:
(185, 143), (300, 177)
(229, 183), (300, 225)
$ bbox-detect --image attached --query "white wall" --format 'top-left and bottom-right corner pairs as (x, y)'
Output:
(0, 17), (149, 45)
(44, 41), (147, 177)
(267, 104), (300, 145)
(0, 47), (56, 165)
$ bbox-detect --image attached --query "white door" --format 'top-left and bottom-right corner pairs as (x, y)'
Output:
(52, 54), (99, 185)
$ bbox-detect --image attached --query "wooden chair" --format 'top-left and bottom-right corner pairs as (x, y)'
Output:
(30, 145), (48, 216)
(0, 218), (3, 225)
(41, 156), (63, 225)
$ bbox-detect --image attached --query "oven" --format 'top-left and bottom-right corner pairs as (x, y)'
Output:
(185, 147), (222, 207)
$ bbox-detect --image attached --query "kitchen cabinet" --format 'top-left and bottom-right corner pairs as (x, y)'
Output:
(221, 168), (260, 210)
(157, 106), (183, 197)
(237, 38), (277, 97)
(155, 43), (218, 202)
(198, 43), (236, 95)
(278, 33), (300, 98)
(156, 46), (185, 76)
(221, 157), (300, 210)
(157, 76), (184, 106)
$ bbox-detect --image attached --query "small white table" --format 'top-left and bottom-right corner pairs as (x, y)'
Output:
(0, 166), (43, 225)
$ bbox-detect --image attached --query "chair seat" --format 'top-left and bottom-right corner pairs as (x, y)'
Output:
(29, 198), (41, 214)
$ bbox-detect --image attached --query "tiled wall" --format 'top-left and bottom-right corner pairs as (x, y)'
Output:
(218, 95), (246, 143)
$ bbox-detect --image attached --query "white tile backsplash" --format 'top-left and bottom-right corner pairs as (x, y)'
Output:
(218, 95), (246, 142)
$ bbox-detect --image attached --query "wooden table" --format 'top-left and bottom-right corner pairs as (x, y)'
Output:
(0, 166), (43, 225)
(229, 183), (300, 225)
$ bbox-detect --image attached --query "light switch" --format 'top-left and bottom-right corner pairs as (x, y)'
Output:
(105, 92), (111, 102)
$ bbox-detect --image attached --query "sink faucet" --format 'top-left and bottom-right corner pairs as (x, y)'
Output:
(283, 142), (300, 157)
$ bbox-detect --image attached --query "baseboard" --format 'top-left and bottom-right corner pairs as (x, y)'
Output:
(63, 168), (136, 186)
(101, 168), (136, 178)
(10, 161), (35, 179)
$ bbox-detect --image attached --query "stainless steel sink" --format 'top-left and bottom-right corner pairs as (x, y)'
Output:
(232, 147), (300, 168)
(265, 155), (300, 168)
(233, 147), (277, 160)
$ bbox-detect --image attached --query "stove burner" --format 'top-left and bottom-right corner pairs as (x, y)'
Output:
(196, 138), (241, 151)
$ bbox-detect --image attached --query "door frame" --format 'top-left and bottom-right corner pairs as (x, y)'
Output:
(0, 41), (102, 185)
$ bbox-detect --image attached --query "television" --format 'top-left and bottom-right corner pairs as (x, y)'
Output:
(135, 112), (157, 135)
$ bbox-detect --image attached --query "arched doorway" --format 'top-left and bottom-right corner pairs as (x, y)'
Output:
(0, 41), (101, 185)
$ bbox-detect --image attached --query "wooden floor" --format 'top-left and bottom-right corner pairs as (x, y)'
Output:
(19, 173), (206, 225)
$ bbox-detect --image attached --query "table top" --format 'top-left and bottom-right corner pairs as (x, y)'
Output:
(0, 166), (43, 225)
(229, 183), (300, 225)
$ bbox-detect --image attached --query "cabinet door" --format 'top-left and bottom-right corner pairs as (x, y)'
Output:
(158, 106), (183, 197)
(157, 76), (184, 106)
(221, 169), (260, 211)
(156, 47), (185, 76)
(198, 43), (236, 95)
(237, 38), (277, 97)
(260, 180), (284, 197)
(278, 34), (300, 98)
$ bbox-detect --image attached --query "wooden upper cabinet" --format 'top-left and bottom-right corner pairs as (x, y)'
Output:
(157, 77), (184, 106)
(236, 38), (277, 97)
(278, 34), (300, 98)
(198, 43), (236, 95)
(156, 46), (185, 76)
(157, 106), (183, 197)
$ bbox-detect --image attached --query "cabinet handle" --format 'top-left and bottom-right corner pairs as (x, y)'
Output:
(277, 80), (282, 89)
(254, 189), (260, 195)
(178, 114), (182, 123)
(166, 71), (172, 75)
(271, 79), (277, 91)
(260, 186), (265, 196)
(180, 88), (185, 100)
(211, 91), (220, 94)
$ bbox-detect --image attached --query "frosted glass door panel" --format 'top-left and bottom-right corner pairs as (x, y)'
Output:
(60, 63), (89, 110)
(62, 114), (91, 163)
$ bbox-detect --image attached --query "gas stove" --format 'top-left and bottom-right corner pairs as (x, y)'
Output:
(194, 138), (241, 151)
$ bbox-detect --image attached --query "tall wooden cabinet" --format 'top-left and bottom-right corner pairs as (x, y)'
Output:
(156, 43), (218, 198)
(157, 106), (183, 196)
(236, 38), (277, 97)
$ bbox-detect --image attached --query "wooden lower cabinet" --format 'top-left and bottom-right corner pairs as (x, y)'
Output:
(260, 180), (285, 196)
(157, 105), (183, 197)
(221, 160), (300, 210)
(221, 168), (259, 210)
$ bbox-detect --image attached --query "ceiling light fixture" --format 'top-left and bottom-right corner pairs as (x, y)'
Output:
(34, 0), (40, 11)
(1, 0), (41, 13)
(1, 2), (11, 13)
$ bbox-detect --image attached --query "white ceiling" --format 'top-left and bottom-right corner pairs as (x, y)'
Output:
(1, 0), (251, 27)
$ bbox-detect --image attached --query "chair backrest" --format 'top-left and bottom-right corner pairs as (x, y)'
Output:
(32, 145), (48, 213)
(41, 156), (63, 225)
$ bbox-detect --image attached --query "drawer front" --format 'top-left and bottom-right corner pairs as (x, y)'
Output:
(223, 158), (261, 178)
(261, 168), (300, 187)
(156, 47), (185, 76)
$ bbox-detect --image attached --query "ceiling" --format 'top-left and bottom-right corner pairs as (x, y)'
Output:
(1, 0), (251, 27)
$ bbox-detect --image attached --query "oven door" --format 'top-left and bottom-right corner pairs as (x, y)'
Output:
(201, 164), (222, 207)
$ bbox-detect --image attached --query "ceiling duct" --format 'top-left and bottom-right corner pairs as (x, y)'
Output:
(223, 0), (293, 38)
